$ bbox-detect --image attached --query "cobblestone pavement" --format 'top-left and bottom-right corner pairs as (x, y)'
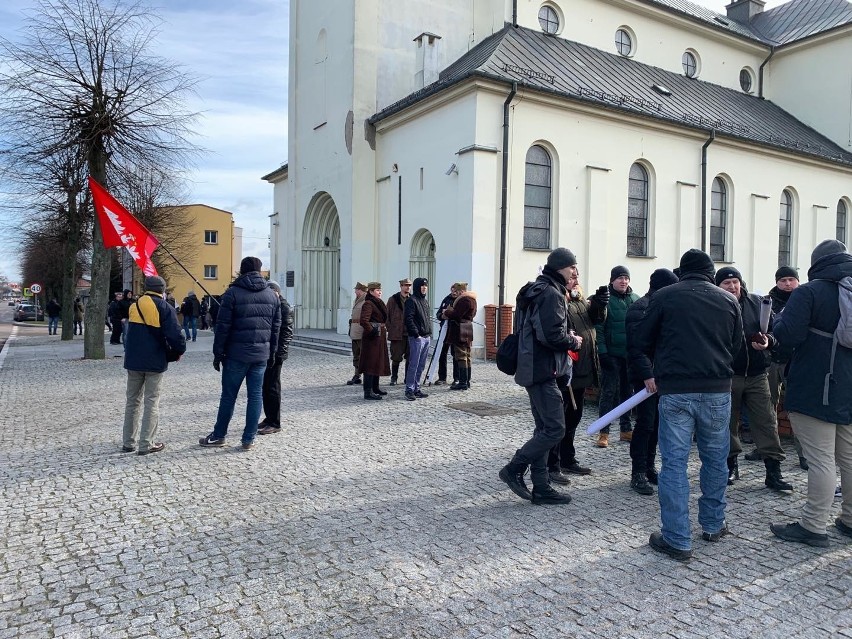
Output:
(1, 331), (850, 639)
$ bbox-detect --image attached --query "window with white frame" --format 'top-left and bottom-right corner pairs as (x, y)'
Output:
(779, 190), (793, 267)
(204, 230), (218, 244)
(615, 28), (633, 56)
(204, 265), (218, 279)
(627, 163), (649, 256)
(538, 5), (559, 34)
(838, 200), (848, 243)
(682, 50), (698, 78)
(524, 145), (552, 250)
(710, 177), (727, 262)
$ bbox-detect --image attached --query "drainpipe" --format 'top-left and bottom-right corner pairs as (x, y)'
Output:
(512, 0), (518, 27)
(700, 129), (716, 253)
(497, 82), (517, 342)
(758, 46), (775, 99)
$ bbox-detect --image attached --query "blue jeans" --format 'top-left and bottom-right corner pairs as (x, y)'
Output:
(405, 336), (431, 393)
(657, 392), (731, 550)
(183, 316), (197, 341)
(212, 360), (266, 444)
(48, 316), (59, 334)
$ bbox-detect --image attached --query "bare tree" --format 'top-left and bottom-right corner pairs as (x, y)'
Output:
(0, 0), (199, 359)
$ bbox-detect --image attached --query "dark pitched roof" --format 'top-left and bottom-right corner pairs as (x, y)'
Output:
(639, 0), (766, 41)
(370, 25), (852, 168)
(751, 0), (852, 44)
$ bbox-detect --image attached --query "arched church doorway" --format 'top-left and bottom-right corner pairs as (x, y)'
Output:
(409, 228), (436, 317)
(301, 192), (340, 329)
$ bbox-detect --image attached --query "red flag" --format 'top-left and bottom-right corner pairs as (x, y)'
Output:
(89, 176), (160, 277)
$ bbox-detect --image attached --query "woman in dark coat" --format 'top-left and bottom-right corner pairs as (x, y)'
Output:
(359, 282), (391, 400)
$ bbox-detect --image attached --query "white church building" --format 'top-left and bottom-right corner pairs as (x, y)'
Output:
(264, 0), (852, 355)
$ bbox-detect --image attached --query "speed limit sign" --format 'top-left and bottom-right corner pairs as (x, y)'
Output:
(30, 283), (42, 294)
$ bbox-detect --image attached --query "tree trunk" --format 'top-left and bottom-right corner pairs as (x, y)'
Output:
(60, 192), (82, 341)
(83, 149), (108, 359)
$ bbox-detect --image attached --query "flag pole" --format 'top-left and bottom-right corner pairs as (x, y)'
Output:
(153, 243), (221, 307)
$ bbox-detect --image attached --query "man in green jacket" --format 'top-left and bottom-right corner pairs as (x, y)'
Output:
(595, 265), (639, 447)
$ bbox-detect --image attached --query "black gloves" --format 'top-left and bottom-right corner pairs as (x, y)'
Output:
(591, 286), (610, 307)
(213, 356), (222, 372)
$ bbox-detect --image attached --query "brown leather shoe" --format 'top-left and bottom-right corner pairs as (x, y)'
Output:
(138, 442), (165, 456)
(596, 433), (609, 448)
(619, 431), (633, 442)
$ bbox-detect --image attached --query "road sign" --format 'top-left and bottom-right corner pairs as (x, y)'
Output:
(29, 283), (42, 294)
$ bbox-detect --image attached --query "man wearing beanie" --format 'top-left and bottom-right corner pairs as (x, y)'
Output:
(715, 267), (792, 493)
(594, 265), (639, 447)
(499, 247), (581, 505)
(751, 266), (806, 469)
(635, 249), (742, 560)
(625, 269), (678, 496)
(201, 256), (282, 450)
(122, 275), (186, 456)
(770, 239), (852, 547)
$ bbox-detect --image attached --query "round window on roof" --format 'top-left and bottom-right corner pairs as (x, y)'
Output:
(538, 5), (559, 34)
(615, 28), (633, 56)
(740, 67), (754, 93)
(682, 50), (699, 78)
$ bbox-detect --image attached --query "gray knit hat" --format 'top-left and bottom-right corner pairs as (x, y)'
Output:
(144, 276), (166, 293)
(811, 239), (847, 267)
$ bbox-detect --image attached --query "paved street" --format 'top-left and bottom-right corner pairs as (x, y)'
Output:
(0, 329), (850, 638)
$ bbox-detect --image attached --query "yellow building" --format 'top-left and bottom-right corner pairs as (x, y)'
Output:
(139, 204), (243, 303)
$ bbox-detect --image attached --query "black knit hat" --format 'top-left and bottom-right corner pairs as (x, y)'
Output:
(240, 256), (262, 274)
(546, 247), (577, 271)
(610, 265), (630, 282)
(679, 249), (715, 278)
(649, 269), (678, 291)
(144, 276), (166, 293)
(715, 266), (742, 286)
(775, 266), (799, 281)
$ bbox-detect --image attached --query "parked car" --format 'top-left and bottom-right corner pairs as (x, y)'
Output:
(7, 300), (14, 306)
(14, 305), (44, 321)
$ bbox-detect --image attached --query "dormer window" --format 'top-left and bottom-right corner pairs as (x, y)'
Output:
(538, 5), (560, 34)
(740, 68), (754, 93)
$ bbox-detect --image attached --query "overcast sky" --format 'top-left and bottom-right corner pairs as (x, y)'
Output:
(0, 0), (787, 284)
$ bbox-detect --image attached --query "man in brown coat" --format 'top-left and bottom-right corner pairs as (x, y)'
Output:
(443, 282), (477, 390)
(346, 282), (368, 385)
(386, 278), (412, 385)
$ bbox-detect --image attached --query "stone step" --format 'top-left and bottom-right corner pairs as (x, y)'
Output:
(291, 334), (350, 356)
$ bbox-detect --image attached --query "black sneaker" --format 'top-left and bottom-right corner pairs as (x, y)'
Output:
(414, 390), (429, 398)
(702, 525), (731, 542)
(835, 518), (852, 538)
(531, 485), (572, 505)
(404, 392), (417, 401)
(769, 522), (829, 548)
(498, 464), (532, 501)
(121, 446), (136, 453)
(646, 467), (659, 485)
(548, 470), (571, 485)
(257, 425), (281, 435)
(199, 434), (226, 447)
(630, 473), (654, 495)
(649, 532), (692, 561)
(563, 462), (591, 476)
(799, 456), (809, 471)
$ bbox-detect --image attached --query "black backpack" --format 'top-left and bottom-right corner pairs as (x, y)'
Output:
(496, 332), (519, 375)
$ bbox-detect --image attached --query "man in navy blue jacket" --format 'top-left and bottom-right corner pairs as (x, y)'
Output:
(770, 239), (852, 547)
(122, 276), (186, 456)
(200, 257), (282, 450)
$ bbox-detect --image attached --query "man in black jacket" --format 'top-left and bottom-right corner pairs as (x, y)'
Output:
(499, 248), (581, 506)
(625, 268), (678, 496)
(434, 285), (459, 385)
(200, 257), (281, 450)
(636, 249), (742, 561)
(715, 266), (791, 492)
(770, 239), (852, 547)
(403, 277), (432, 400)
(258, 281), (294, 434)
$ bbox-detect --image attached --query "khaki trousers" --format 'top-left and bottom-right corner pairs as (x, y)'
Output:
(789, 412), (852, 534)
(123, 371), (164, 453)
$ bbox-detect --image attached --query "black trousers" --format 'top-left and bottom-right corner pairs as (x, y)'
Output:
(110, 321), (123, 344)
(261, 361), (282, 427)
(512, 379), (566, 489)
(598, 354), (632, 433)
(548, 386), (585, 470)
(437, 341), (456, 382)
(629, 380), (659, 474)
